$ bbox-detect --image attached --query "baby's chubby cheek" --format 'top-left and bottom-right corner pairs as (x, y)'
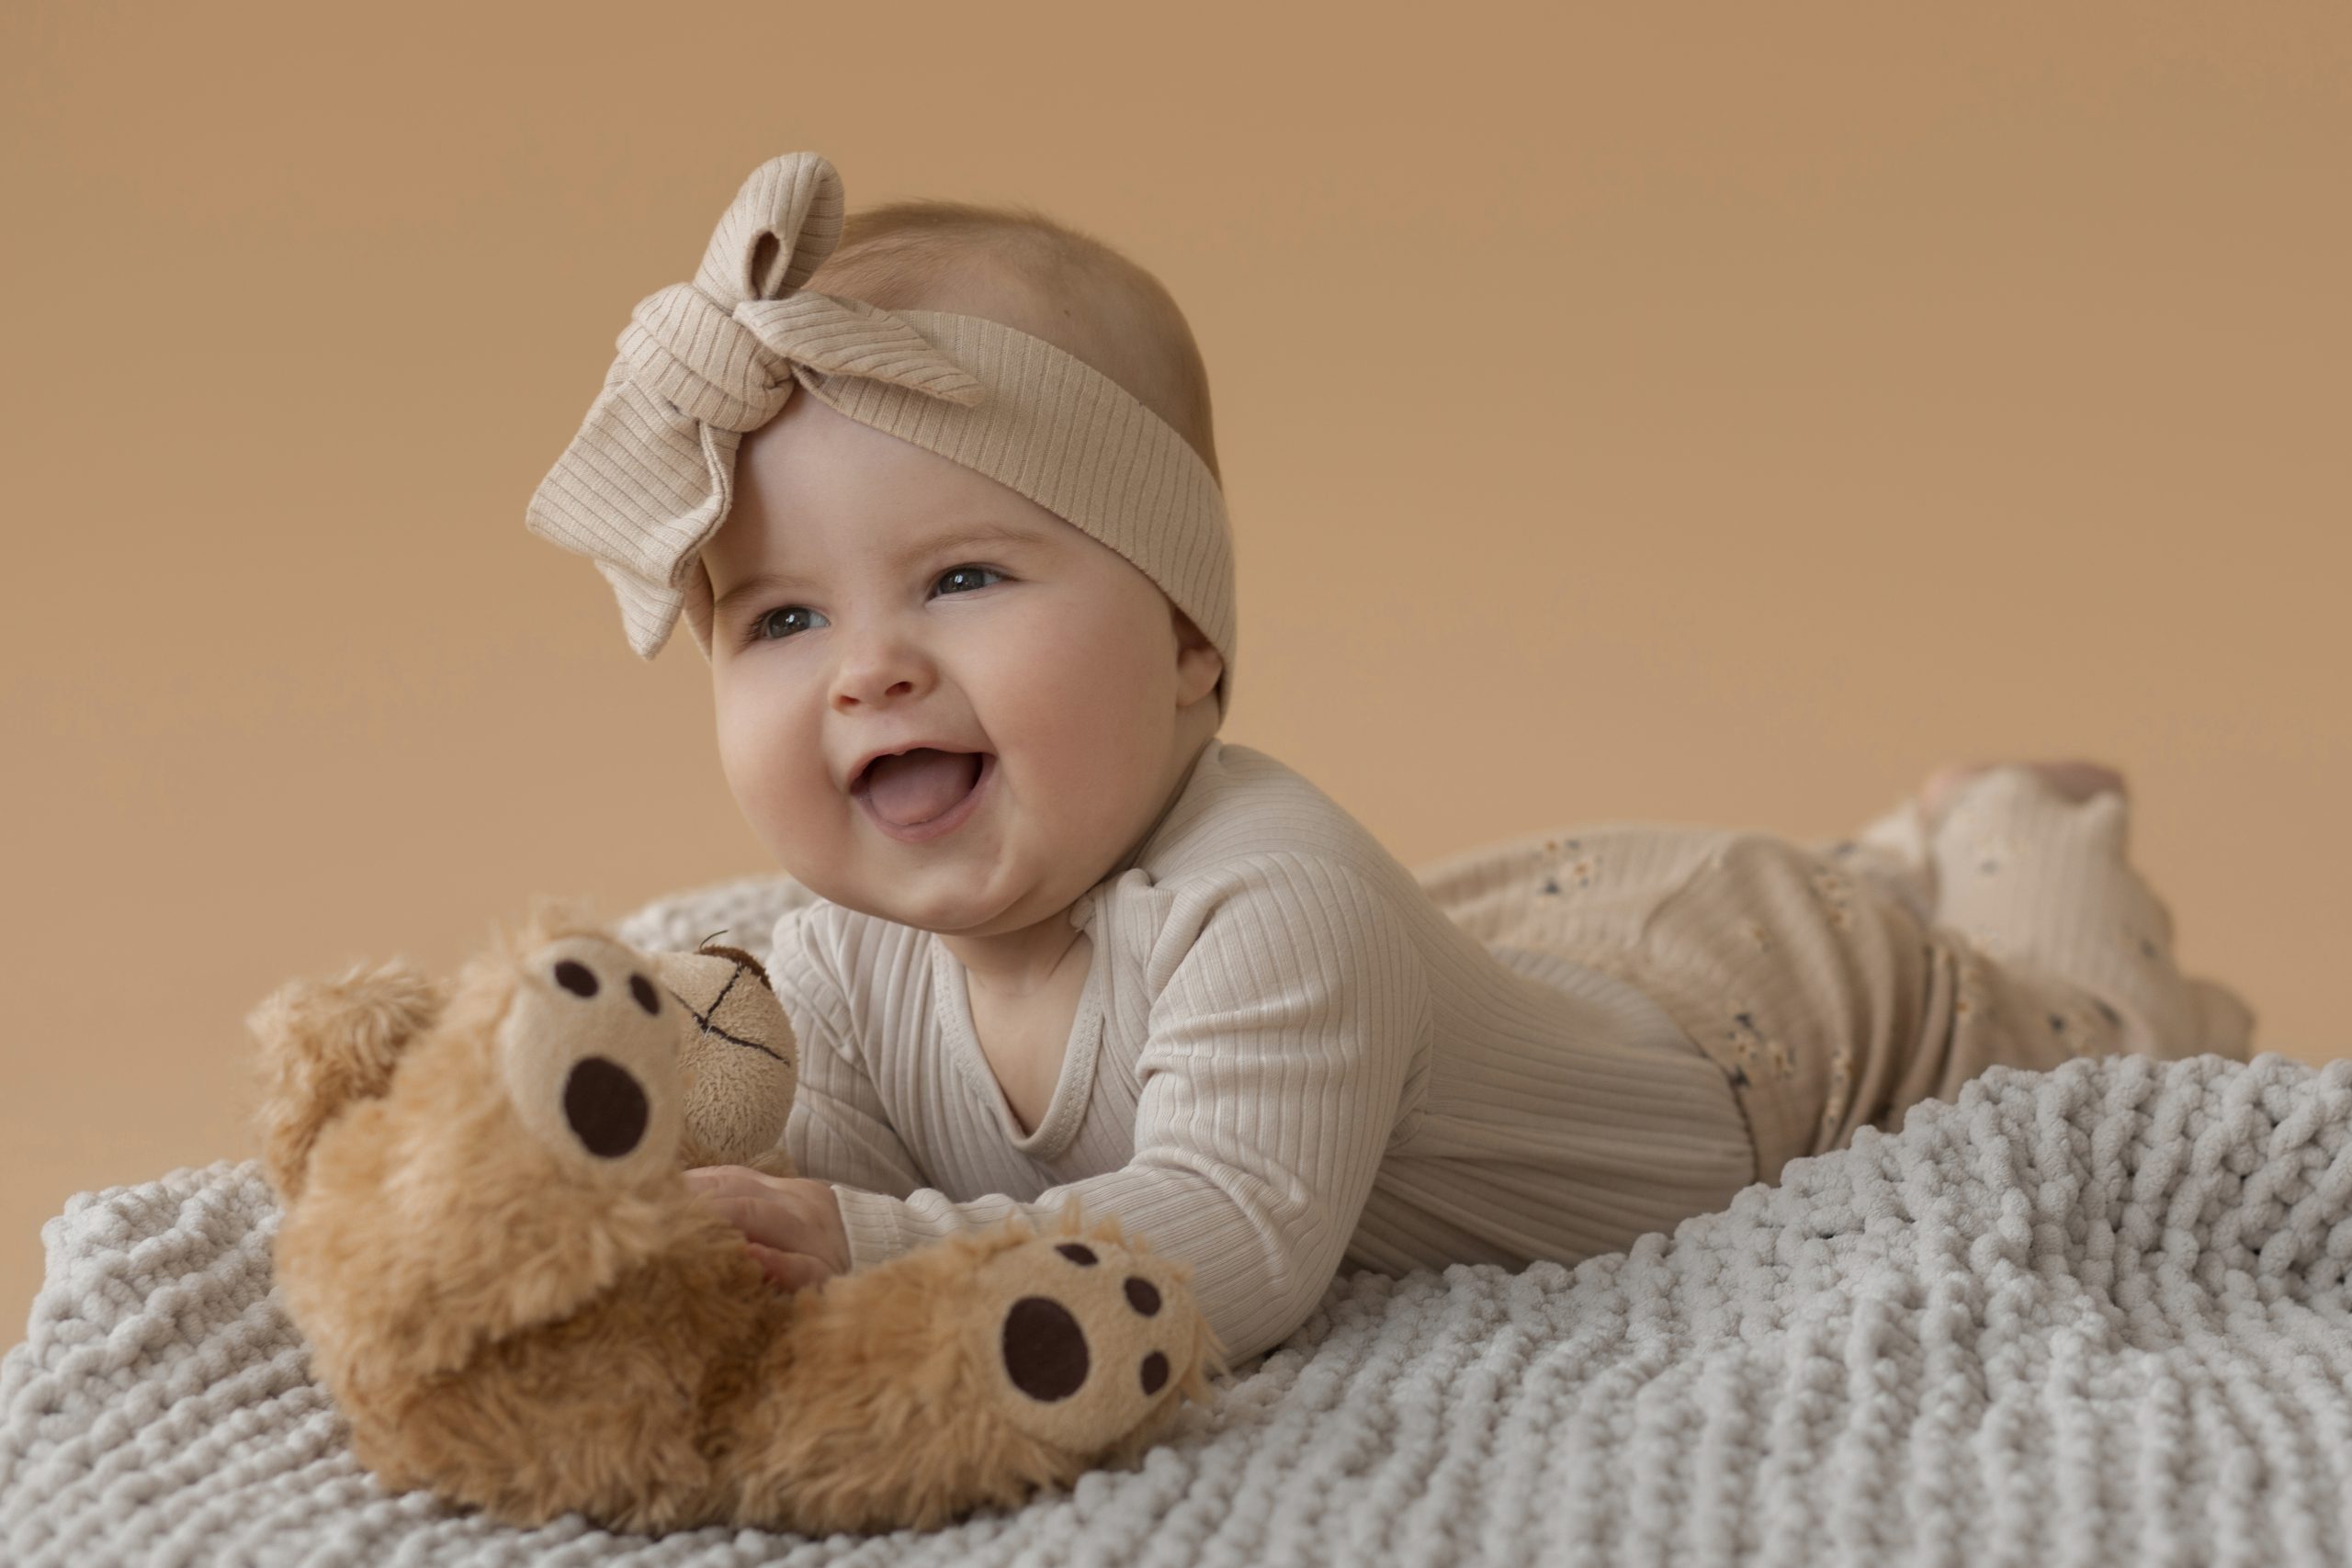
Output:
(715, 716), (841, 870)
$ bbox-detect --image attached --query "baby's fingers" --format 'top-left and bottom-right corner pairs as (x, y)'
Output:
(684, 1166), (781, 1231)
(746, 1241), (835, 1293)
(693, 1190), (797, 1250)
(683, 1164), (767, 1201)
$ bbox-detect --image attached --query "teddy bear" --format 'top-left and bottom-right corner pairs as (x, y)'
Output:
(248, 895), (1221, 1536)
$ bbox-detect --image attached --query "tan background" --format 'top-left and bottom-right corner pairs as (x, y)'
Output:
(4, 1), (2346, 1340)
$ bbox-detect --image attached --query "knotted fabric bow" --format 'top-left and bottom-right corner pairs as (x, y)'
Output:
(524, 151), (1237, 719)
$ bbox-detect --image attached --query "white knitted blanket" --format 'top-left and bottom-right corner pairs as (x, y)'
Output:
(7, 879), (2350, 1565)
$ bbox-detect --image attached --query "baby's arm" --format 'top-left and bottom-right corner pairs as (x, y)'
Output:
(785, 1009), (932, 1201)
(759, 909), (933, 1201)
(821, 854), (1429, 1365)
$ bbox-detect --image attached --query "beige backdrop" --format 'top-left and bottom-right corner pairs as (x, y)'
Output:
(5, 0), (2346, 1339)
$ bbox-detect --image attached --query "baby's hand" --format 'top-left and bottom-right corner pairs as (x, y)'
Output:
(684, 1166), (851, 1292)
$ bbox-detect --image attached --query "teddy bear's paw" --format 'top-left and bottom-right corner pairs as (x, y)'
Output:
(965, 1224), (1205, 1460)
(249, 956), (448, 1201)
(495, 933), (686, 1179)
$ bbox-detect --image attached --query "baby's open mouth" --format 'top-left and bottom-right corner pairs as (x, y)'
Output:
(857, 748), (989, 829)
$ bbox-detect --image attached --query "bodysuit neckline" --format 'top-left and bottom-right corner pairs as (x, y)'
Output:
(930, 905), (1107, 1161)
(926, 737), (1218, 1157)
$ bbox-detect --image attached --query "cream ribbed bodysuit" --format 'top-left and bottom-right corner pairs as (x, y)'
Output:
(771, 738), (2252, 1364)
(772, 739), (1753, 1363)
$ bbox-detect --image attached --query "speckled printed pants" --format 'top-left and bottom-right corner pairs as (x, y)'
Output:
(1414, 766), (2257, 1187)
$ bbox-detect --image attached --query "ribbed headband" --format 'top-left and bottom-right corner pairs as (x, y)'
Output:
(524, 151), (1237, 721)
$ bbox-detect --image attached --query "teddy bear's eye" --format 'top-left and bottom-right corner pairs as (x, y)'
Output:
(554, 960), (598, 998)
(629, 973), (660, 1015)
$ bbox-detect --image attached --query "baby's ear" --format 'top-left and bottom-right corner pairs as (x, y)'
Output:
(660, 943), (800, 1168)
(248, 956), (448, 1202)
(1170, 605), (1223, 705)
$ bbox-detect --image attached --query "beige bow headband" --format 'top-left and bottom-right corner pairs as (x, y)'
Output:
(524, 151), (1237, 720)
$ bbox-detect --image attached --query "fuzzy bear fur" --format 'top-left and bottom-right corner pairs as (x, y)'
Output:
(250, 895), (1220, 1535)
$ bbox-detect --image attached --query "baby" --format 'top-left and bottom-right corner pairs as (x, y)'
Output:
(526, 152), (2257, 1367)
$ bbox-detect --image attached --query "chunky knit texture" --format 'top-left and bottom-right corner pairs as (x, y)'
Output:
(6, 1033), (2347, 1562)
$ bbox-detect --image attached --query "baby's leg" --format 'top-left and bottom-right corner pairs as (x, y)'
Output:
(1819, 766), (2256, 1155)
(1812, 794), (1938, 930)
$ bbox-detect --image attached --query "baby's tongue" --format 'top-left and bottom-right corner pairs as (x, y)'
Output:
(864, 748), (983, 828)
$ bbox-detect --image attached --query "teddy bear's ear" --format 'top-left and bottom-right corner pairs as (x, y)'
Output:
(249, 956), (448, 1203)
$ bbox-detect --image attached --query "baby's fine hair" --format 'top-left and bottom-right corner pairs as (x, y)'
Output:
(804, 197), (1221, 487)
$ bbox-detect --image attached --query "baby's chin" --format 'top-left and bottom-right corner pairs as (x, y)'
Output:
(786, 860), (1032, 937)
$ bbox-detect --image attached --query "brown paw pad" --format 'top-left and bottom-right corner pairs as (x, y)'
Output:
(497, 936), (684, 1176)
(1002, 1296), (1089, 1401)
(1000, 1264), (1175, 1402)
(977, 1230), (1198, 1453)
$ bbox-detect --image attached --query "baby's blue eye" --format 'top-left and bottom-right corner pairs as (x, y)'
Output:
(741, 564), (1006, 647)
(934, 566), (1000, 596)
(747, 604), (820, 643)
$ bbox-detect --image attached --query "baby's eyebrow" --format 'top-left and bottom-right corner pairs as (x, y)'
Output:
(712, 521), (1044, 616)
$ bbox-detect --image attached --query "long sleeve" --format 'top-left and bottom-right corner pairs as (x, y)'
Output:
(826, 853), (1430, 1363)
(768, 909), (929, 1201)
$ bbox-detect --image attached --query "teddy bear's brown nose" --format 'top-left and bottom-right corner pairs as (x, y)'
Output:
(563, 1055), (650, 1157)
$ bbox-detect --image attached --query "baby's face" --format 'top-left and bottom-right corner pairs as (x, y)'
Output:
(702, 391), (1221, 938)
